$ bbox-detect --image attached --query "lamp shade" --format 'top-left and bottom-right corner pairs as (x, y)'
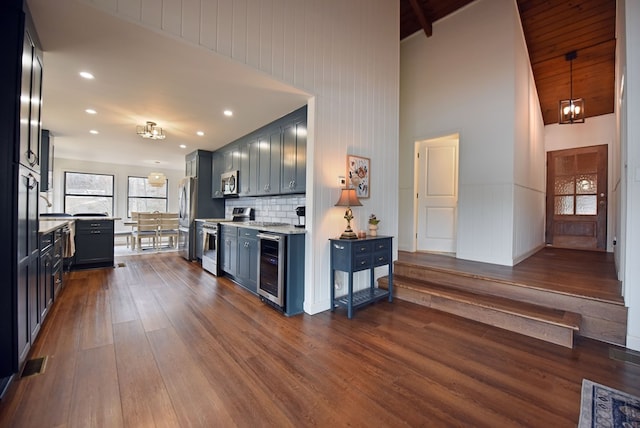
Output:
(148, 172), (166, 187)
(335, 188), (362, 207)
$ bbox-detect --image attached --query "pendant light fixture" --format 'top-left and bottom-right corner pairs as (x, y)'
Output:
(148, 172), (166, 187)
(559, 51), (585, 124)
(137, 121), (166, 139)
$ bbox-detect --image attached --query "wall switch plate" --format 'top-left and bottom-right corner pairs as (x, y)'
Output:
(338, 176), (346, 186)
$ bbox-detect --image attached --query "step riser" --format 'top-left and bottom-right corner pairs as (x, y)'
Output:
(432, 295), (575, 348)
(388, 284), (574, 348)
(393, 262), (626, 346)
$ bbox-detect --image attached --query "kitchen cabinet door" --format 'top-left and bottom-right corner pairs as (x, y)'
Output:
(195, 221), (204, 260)
(237, 228), (258, 293)
(74, 220), (114, 268)
(239, 140), (260, 196)
(221, 226), (237, 276)
(211, 151), (224, 198)
(39, 241), (54, 321)
(40, 129), (54, 192)
(281, 118), (306, 194)
(19, 29), (43, 171)
(257, 128), (281, 195)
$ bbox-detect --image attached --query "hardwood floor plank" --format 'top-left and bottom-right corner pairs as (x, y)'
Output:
(2, 252), (639, 427)
(129, 286), (172, 332)
(69, 345), (124, 427)
(113, 320), (180, 428)
(78, 273), (114, 350)
(146, 326), (236, 426)
(109, 285), (140, 325)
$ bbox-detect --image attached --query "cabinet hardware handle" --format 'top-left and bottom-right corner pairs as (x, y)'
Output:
(333, 244), (345, 250)
(22, 173), (37, 190)
(27, 150), (39, 167)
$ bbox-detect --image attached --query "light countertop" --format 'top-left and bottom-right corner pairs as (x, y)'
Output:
(219, 222), (306, 235)
(39, 219), (72, 234)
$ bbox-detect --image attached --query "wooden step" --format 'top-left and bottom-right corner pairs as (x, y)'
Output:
(393, 258), (627, 346)
(379, 275), (581, 348)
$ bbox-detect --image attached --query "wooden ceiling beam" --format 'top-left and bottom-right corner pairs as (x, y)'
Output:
(408, 0), (433, 37)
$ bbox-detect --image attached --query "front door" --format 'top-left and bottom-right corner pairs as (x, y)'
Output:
(546, 145), (607, 251)
(416, 135), (459, 253)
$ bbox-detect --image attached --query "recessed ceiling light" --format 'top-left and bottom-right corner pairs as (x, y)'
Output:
(179, 144), (187, 149)
(89, 130), (99, 134)
(223, 110), (233, 117)
(85, 108), (97, 114)
(79, 71), (95, 79)
(196, 131), (205, 136)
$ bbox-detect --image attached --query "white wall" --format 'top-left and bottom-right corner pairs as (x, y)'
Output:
(399, 0), (545, 266)
(82, 0), (400, 314)
(51, 158), (182, 233)
(619, 0), (640, 351)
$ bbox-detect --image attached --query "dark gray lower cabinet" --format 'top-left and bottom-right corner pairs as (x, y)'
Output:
(221, 225), (237, 277)
(195, 221), (204, 261)
(74, 220), (114, 269)
(237, 228), (259, 294)
(39, 233), (54, 321)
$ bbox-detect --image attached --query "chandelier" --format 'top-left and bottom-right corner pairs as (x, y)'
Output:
(137, 121), (166, 140)
(559, 51), (585, 124)
(148, 172), (166, 187)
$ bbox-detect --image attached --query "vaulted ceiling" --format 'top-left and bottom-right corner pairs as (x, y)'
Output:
(400, 0), (616, 125)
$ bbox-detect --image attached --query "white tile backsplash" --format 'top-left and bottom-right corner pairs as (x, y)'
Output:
(225, 195), (306, 225)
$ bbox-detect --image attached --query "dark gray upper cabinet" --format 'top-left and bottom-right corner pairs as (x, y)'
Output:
(281, 117), (307, 194)
(40, 129), (53, 192)
(19, 28), (43, 171)
(257, 128), (282, 195)
(211, 151), (224, 198)
(185, 150), (225, 216)
(213, 105), (307, 198)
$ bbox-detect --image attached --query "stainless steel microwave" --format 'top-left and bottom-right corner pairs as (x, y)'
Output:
(221, 170), (239, 196)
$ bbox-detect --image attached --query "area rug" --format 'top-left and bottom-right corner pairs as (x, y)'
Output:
(579, 379), (640, 427)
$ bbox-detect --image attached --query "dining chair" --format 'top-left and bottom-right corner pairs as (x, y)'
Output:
(158, 212), (179, 249)
(132, 212), (159, 251)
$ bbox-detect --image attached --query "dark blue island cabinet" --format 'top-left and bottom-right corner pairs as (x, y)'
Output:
(329, 236), (393, 318)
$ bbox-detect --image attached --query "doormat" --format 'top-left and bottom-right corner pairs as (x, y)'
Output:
(579, 379), (640, 427)
(21, 356), (47, 378)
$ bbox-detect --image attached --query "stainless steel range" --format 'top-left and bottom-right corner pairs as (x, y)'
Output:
(201, 208), (255, 276)
(201, 222), (220, 275)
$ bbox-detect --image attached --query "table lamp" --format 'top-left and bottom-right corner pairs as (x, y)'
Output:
(335, 188), (362, 239)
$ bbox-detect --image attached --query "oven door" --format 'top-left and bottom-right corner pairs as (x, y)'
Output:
(202, 226), (219, 276)
(256, 233), (285, 308)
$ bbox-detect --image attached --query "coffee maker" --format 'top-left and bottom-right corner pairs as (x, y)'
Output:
(295, 206), (306, 228)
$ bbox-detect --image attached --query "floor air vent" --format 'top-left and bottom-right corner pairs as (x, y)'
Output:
(21, 356), (47, 378)
(117, 262), (126, 268)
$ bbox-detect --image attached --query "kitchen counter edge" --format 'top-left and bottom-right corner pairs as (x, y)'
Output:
(214, 222), (307, 235)
(39, 217), (121, 234)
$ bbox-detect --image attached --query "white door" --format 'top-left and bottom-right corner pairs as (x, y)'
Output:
(416, 135), (459, 253)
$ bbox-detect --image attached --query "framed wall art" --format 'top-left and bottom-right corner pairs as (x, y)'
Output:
(347, 155), (370, 199)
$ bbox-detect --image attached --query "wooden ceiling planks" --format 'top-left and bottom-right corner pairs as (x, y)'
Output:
(400, 0), (616, 125)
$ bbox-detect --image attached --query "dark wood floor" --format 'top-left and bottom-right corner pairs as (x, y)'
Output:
(398, 247), (624, 303)
(1, 252), (639, 427)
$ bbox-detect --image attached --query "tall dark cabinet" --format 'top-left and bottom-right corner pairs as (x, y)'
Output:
(1, 1), (44, 395)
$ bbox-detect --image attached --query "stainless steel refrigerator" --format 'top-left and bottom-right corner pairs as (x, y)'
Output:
(178, 175), (225, 260)
(178, 177), (196, 260)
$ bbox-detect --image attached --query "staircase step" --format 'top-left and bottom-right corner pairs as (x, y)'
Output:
(379, 275), (581, 348)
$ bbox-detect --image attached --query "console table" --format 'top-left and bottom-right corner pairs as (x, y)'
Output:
(329, 236), (393, 318)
